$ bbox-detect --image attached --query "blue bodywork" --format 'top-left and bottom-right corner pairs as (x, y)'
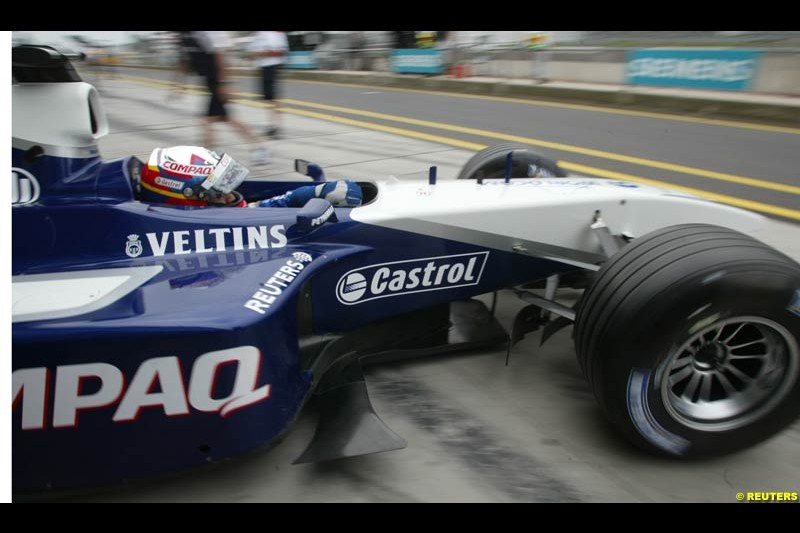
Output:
(12, 146), (574, 492)
(11, 46), (583, 490)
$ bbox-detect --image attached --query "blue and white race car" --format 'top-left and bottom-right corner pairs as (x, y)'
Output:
(12, 45), (800, 493)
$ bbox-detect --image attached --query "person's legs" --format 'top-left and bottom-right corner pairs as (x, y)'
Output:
(219, 114), (270, 165)
(262, 65), (282, 137)
(208, 68), (270, 165)
(204, 74), (227, 149)
(225, 115), (258, 143)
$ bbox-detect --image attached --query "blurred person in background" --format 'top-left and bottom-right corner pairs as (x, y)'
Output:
(178, 31), (271, 165)
(248, 31), (289, 139)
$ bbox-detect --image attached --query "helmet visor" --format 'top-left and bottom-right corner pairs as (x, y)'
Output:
(202, 153), (250, 194)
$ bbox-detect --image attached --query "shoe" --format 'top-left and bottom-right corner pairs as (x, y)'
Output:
(251, 146), (271, 166)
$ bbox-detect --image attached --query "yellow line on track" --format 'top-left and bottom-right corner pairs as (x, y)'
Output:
(280, 107), (800, 221)
(289, 78), (800, 136)
(116, 73), (800, 136)
(560, 162), (800, 221)
(278, 98), (800, 196)
(281, 106), (487, 150)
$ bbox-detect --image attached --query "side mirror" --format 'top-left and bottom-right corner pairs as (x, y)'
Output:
(295, 198), (337, 234)
(294, 159), (325, 182)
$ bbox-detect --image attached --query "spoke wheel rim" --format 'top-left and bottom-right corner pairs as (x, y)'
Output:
(659, 316), (799, 432)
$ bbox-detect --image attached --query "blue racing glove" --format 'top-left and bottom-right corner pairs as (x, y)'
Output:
(256, 180), (362, 207)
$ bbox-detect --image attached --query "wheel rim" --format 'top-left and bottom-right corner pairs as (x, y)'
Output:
(659, 316), (799, 432)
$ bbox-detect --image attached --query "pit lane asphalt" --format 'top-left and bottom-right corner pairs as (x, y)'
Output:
(47, 75), (800, 503)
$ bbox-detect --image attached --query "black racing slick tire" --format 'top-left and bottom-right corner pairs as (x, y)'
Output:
(456, 143), (568, 180)
(574, 224), (800, 457)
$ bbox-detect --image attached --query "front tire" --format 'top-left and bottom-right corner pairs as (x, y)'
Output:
(456, 143), (568, 180)
(574, 224), (800, 457)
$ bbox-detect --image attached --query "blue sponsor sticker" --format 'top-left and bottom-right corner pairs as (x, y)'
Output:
(336, 252), (489, 305)
(285, 51), (317, 70)
(627, 49), (759, 91)
(391, 49), (443, 74)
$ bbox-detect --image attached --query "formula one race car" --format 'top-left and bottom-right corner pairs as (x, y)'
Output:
(12, 45), (800, 494)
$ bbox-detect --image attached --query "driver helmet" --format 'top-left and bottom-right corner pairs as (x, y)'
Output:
(139, 146), (249, 207)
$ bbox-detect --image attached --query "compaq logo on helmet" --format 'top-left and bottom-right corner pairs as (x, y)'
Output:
(162, 161), (214, 175)
(336, 252), (489, 305)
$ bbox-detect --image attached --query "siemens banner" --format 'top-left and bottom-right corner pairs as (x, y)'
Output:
(627, 49), (759, 91)
(391, 49), (443, 74)
(286, 51), (317, 70)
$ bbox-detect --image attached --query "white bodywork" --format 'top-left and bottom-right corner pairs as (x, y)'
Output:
(12, 266), (162, 323)
(12, 81), (108, 157)
(353, 177), (766, 267)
